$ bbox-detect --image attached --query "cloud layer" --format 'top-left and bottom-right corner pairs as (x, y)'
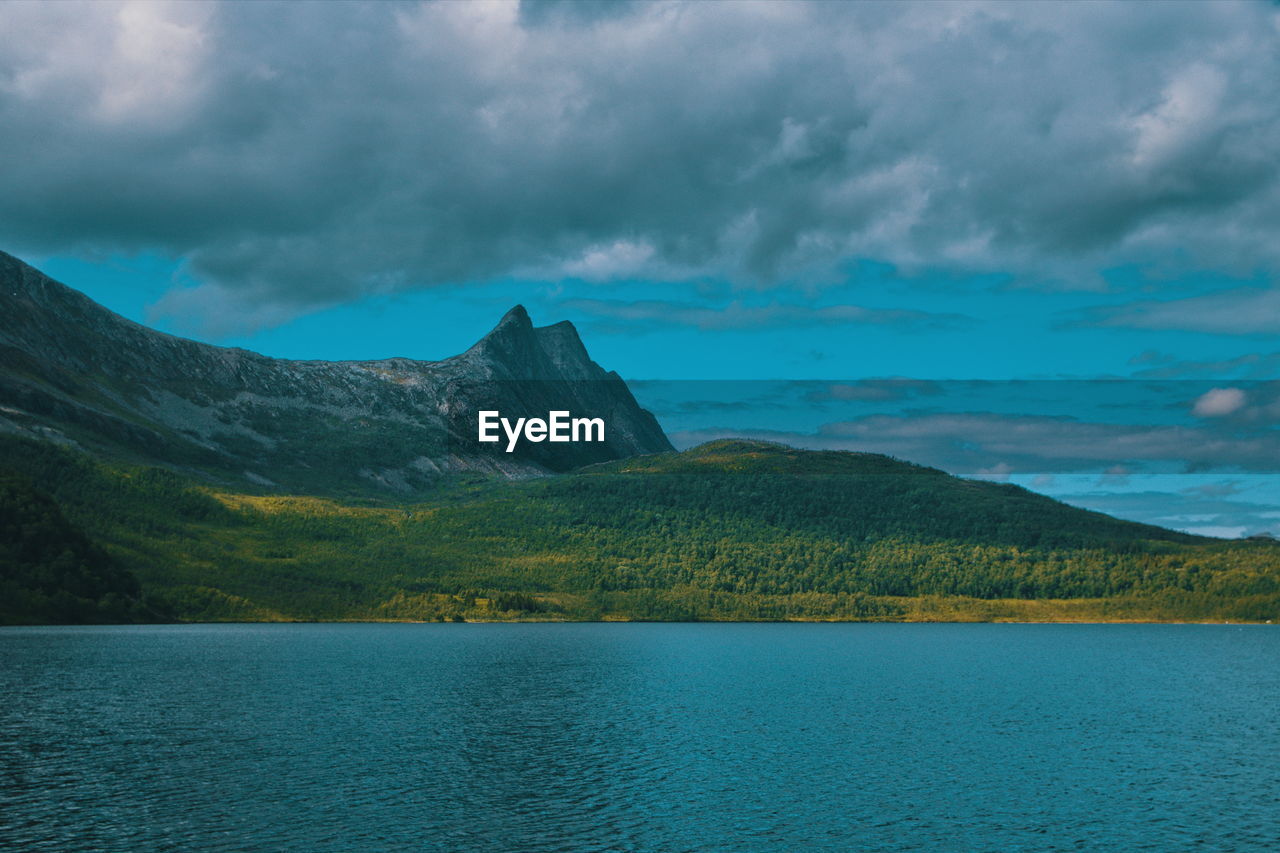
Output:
(646, 379), (1280, 476)
(3, 0), (1280, 333)
(561, 298), (969, 333)
(674, 411), (1280, 476)
(1086, 288), (1280, 336)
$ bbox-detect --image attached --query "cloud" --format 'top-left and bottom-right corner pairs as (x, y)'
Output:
(1192, 387), (1247, 417)
(560, 298), (968, 333)
(1183, 383), (1280, 425)
(805, 379), (945, 403)
(1048, 489), (1279, 538)
(975, 461), (1014, 482)
(1181, 480), (1245, 498)
(1131, 351), (1280, 380)
(671, 410), (1280, 474)
(558, 240), (657, 282)
(3, 1), (1280, 334)
(1096, 464), (1132, 487)
(1081, 288), (1280, 336)
(1128, 350), (1176, 368)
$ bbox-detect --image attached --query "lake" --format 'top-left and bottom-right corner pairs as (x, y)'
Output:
(1, 623), (1276, 851)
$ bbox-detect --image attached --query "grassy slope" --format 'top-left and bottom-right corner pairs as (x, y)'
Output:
(2, 436), (1277, 623)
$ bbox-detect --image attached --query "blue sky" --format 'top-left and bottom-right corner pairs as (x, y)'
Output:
(4, 1), (1280, 535)
(28, 252), (1276, 384)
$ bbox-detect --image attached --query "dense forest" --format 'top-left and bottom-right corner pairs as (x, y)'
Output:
(0, 472), (152, 624)
(1, 435), (1277, 624)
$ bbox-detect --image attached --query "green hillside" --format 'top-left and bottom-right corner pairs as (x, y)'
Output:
(1, 436), (1277, 624)
(570, 441), (1200, 550)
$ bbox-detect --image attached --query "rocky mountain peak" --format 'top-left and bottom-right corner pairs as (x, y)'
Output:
(463, 304), (599, 381)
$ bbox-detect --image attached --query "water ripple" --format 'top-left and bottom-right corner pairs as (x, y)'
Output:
(1, 623), (1277, 851)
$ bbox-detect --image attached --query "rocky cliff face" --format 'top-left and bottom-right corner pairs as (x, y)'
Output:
(0, 251), (671, 491)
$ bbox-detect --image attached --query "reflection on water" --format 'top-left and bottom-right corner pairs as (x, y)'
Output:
(2, 623), (1277, 851)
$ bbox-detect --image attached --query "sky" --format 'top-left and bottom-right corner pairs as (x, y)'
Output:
(3, 0), (1280, 536)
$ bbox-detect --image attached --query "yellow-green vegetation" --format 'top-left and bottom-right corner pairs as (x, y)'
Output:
(2, 436), (1277, 623)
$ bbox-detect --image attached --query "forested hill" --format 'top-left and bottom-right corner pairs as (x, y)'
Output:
(4, 434), (1277, 624)
(566, 439), (1203, 551)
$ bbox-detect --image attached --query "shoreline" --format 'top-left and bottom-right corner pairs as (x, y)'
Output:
(3, 617), (1274, 627)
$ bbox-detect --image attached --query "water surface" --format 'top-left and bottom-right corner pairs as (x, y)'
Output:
(2, 623), (1276, 851)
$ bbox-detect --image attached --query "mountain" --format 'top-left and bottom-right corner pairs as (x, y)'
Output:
(0, 251), (671, 491)
(2, 252), (1276, 625)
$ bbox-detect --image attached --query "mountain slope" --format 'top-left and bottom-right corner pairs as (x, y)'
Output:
(0, 251), (671, 491)
(3, 434), (1275, 624)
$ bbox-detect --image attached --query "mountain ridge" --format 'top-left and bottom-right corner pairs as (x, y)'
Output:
(0, 251), (672, 491)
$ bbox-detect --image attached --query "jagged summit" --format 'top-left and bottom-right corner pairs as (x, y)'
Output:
(0, 253), (672, 491)
(499, 303), (532, 325)
(464, 304), (540, 368)
(457, 304), (606, 383)
(472, 303), (533, 343)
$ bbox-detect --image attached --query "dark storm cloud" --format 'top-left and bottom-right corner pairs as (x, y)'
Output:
(2, 0), (1280, 334)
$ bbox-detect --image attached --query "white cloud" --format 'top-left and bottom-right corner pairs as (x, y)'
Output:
(1130, 62), (1227, 170)
(96, 1), (213, 122)
(559, 240), (657, 282)
(976, 461), (1014, 481)
(1193, 387), (1246, 417)
(1182, 525), (1247, 539)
